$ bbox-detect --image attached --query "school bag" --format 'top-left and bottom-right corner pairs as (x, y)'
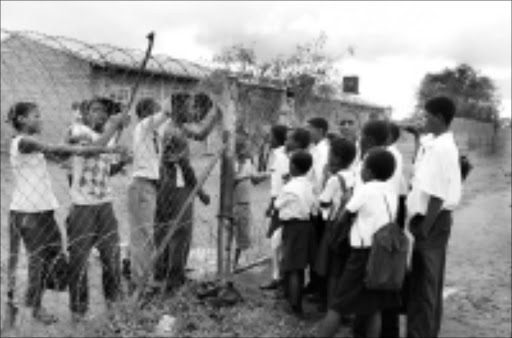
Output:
(326, 173), (354, 253)
(315, 173), (353, 276)
(365, 195), (409, 291)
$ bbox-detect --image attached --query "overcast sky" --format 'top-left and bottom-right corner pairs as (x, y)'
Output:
(1, 1), (511, 119)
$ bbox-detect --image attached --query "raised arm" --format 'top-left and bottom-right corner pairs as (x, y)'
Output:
(181, 107), (221, 141)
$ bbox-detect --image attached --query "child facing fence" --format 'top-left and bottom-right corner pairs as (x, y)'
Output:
(315, 137), (357, 312)
(318, 148), (400, 338)
(65, 97), (130, 323)
(274, 150), (317, 317)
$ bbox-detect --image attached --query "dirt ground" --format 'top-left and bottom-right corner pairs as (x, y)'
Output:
(0, 130), (510, 337)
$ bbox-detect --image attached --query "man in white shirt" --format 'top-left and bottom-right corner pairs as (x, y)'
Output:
(406, 96), (462, 338)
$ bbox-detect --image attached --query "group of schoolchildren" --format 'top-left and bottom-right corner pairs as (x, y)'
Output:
(249, 95), (463, 338)
(6, 93), (219, 325)
(7, 93), (463, 338)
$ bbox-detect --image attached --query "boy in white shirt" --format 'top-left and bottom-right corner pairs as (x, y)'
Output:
(261, 125), (289, 291)
(318, 148), (400, 338)
(128, 97), (175, 291)
(306, 117), (331, 299)
(230, 138), (266, 270)
(275, 150), (317, 317)
(316, 137), (357, 311)
(406, 96), (462, 338)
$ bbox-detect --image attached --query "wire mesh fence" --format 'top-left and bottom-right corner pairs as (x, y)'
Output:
(0, 28), (242, 335)
(0, 28), (398, 336)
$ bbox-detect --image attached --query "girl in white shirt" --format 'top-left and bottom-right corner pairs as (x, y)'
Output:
(318, 148), (400, 338)
(6, 102), (121, 325)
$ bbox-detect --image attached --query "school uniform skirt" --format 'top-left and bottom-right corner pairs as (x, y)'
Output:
(281, 219), (316, 272)
(330, 248), (401, 316)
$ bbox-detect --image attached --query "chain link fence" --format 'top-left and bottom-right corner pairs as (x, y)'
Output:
(1, 28), (395, 336)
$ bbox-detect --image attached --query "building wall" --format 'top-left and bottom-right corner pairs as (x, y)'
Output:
(1, 37), (93, 151)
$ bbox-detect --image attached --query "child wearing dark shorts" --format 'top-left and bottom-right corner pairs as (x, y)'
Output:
(318, 148), (400, 338)
(274, 150), (317, 316)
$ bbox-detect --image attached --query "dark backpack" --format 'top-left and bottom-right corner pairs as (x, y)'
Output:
(327, 174), (354, 253)
(315, 173), (353, 277)
(365, 196), (409, 291)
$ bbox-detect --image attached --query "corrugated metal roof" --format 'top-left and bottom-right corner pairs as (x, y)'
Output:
(1, 29), (211, 80)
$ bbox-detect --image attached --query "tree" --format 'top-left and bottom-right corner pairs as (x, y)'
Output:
(415, 63), (501, 124)
(210, 33), (344, 104)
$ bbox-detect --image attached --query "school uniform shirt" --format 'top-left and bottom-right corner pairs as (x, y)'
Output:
(319, 169), (355, 221)
(234, 158), (256, 204)
(275, 176), (317, 221)
(387, 144), (407, 197)
(70, 124), (115, 205)
(407, 131), (462, 216)
(269, 146), (290, 198)
(9, 135), (60, 212)
(309, 138), (330, 195)
(346, 180), (398, 248)
(131, 113), (166, 180)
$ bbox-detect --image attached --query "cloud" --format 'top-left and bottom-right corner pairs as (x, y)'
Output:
(1, 1), (510, 117)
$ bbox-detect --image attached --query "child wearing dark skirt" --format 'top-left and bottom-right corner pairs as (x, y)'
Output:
(315, 136), (357, 312)
(274, 150), (317, 316)
(318, 148), (400, 338)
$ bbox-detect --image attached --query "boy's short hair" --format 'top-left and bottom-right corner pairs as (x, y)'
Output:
(290, 150), (313, 175)
(290, 127), (311, 150)
(425, 96), (456, 126)
(388, 122), (401, 143)
(362, 120), (390, 146)
(88, 97), (122, 116)
(364, 148), (396, 181)
(192, 93), (213, 122)
(7, 101), (37, 131)
(271, 124), (288, 146)
(307, 117), (329, 135)
(136, 97), (159, 119)
(330, 137), (357, 169)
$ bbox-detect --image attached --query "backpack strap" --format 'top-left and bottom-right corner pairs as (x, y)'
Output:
(327, 173), (347, 220)
(383, 194), (393, 223)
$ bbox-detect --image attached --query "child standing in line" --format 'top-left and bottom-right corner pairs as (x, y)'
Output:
(260, 125), (289, 291)
(316, 137), (357, 311)
(6, 102), (122, 325)
(229, 137), (266, 270)
(318, 148), (400, 338)
(274, 150), (317, 317)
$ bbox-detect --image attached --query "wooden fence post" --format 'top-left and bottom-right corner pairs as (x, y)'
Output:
(217, 78), (237, 281)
